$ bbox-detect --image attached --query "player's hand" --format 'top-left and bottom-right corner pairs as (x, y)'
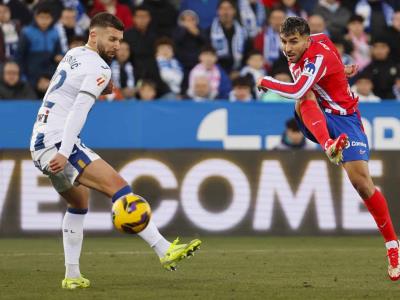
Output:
(101, 80), (114, 95)
(256, 77), (268, 92)
(344, 64), (359, 78)
(48, 153), (68, 174)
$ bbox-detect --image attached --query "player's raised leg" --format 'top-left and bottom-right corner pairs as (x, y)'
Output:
(58, 184), (91, 289)
(343, 160), (400, 281)
(77, 159), (201, 271)
(296, 92), (348, 164)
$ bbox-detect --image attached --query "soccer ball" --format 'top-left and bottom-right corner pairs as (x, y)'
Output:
(112, 194), (152, 234)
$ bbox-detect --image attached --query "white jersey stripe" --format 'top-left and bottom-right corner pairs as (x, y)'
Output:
(314, 83), (347, 115)
(265, 55), (324, 99)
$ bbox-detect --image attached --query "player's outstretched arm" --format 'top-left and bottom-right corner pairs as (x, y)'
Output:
(257, 56), (325, 100)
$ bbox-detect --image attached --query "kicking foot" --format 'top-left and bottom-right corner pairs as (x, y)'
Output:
(160, 238), (202, 271)
(324, 133), (349, 165)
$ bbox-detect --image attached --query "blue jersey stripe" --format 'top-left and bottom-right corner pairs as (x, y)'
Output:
(33, 133), (45, 150)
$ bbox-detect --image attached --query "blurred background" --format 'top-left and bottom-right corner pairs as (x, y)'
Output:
(1, 0), (400, 237)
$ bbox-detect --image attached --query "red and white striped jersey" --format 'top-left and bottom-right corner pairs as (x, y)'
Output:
(260, 33), (359, 115)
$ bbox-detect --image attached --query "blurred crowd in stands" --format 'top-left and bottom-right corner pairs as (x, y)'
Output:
(0, 0), (400, 102)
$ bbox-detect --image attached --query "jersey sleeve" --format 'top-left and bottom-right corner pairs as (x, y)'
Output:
(260, 54), (327, 99)
(58, 92), (95, 158)
(79, 63), (111, 98)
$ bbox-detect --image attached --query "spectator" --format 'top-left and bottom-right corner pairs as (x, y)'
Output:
(17, 5), (63, 86)
(179, 0), (218, 29)
(240, 50), (266, 98)
(351, 72), (381, 102)
(34, 73), (51, 99)
(332, 36), (354, 66)
(90, 0), (133, 29)
(0, 61), (36, 99)
(136, 79), (157, 101)
(237, 0), (266, 38)
(5, 0), (32, 27)
(209, 0), (252, 75)
(313, 0), (351, 37)
(278, 0), (307, 18)
(355, 0), (394, 38)
(274, 118), (315, 150)
(186, 75), (213, 101)
(125, 5), (169, 95)
(155, 37), (183, 97)
(363, 37), (399, 99)
(345, 15), (371, 71)
(188, 46), (232, 99)
(111, 40), (135, 99)
(35, 0), (64, 22)
(229, 76), (253, 102)
(308, 14), (328, 35)
(387, 10), (400, 64)
(260, 71), (295, 102)
(56, 8), (86, 53)
(0, 4), (19, 59)
(173, 10), (208, 91)
(65, 0), (91, 33)
(254, 8), (286, 72)
(143, 0), (179, 37)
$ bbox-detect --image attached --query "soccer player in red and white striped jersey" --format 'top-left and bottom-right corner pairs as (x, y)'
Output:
(257, 16), (400, 281)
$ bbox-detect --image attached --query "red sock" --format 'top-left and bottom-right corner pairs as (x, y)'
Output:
(299, 100), (331, 149)
(364, 189), (397, 242)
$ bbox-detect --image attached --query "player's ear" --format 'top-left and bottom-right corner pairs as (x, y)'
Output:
(89, 28), (97, 40)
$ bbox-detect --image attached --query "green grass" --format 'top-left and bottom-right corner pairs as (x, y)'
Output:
(0, 236), (398, 299)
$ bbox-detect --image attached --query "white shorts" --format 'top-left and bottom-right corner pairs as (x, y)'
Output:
(31, 140), (100, 192)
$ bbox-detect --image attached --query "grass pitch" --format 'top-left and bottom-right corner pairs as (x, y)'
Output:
(0, 236), (398, 300)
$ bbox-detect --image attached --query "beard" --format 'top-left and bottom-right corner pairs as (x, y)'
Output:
(97, 42), (114, 64)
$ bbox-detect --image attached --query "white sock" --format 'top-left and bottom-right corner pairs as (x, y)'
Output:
(62, 210), (86, 278)
(138, 220), (171, 258)
(385, 240), (399, 249)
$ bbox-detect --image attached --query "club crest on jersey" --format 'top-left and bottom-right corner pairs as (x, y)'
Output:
(304, 62), (316, 76)
(96, 74), (106, 86)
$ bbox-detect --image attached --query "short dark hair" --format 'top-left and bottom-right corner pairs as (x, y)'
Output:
(133, 4), (151, 15)
(35, 5), (52, 16)
(89, 12), (124, 31)
(232, 76), (252, 88)
(371, 35), (390, 46)
(217, 0), (236, 9)
(138, 79), (156, 89)
(246, 49), (263, 58)
(286, 118), (300, 132)
(280, 16), (310, 37)
(348, 14), (364, 24)
(155, 36), (174, 49)
(200, 45), (217, 55)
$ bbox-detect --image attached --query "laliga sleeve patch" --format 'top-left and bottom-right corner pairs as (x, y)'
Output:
(304, 62), (316, 76)
(96, 74), (107, 86)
